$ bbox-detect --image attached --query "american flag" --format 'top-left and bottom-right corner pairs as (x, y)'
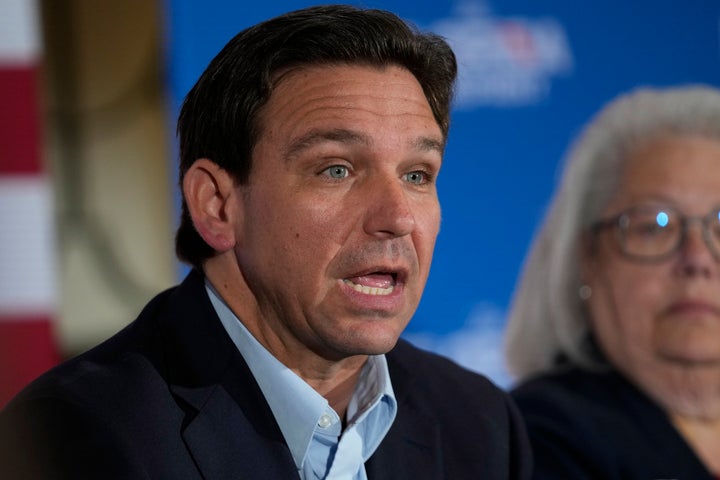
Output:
(0, 0), (60, 408)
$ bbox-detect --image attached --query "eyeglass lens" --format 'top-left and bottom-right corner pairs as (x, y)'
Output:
(618, 207), (720, 259)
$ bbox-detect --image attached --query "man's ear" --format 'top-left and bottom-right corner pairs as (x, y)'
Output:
(183, 159), (239, 253)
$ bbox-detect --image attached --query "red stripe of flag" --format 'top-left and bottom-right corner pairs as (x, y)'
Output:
(0, 66), (42, 174)
(0, 318), (60, 408)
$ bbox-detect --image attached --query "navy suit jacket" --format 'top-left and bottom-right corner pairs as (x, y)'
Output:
(0, 270), (531, 479)
(511, 367), (715, 479)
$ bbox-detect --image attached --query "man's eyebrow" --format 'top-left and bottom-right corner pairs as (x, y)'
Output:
(412, 136), (445, 154)
(285, 129), (368, 159)
(285, 128), (445, 159)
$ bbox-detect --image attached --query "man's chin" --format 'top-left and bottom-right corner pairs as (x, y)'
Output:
(324, 334), (402, 360)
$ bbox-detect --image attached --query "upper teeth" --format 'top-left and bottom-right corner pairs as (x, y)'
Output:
(344, 279), (394, 296)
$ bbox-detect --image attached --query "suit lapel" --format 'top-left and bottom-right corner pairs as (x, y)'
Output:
(174, 383), (297, 479)
(162, 271), (298, 479)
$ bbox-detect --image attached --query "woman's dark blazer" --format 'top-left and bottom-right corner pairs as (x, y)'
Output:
(511, 366), (715, 479)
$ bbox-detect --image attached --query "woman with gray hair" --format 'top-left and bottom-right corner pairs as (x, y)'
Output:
(506, 85), (720, 479)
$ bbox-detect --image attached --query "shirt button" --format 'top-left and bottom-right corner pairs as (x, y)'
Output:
(318, 413), (333, 428)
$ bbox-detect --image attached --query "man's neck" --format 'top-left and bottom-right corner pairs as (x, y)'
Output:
(302, 357), (366, 421)
(203, 256), (369, 419)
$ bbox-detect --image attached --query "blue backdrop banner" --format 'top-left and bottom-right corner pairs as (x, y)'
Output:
(164, 0), (720, 386)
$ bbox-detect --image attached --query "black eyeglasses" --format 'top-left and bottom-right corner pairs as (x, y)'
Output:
(591, 205), (720, 262)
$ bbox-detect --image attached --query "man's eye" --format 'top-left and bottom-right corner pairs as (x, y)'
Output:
(404, 170), (429, 185)
(322, 165), (349, 179)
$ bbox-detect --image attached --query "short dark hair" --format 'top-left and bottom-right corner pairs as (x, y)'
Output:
(175, 4), (457, 268)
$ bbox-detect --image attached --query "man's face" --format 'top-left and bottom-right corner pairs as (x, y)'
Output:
(233, 64), (443, 364)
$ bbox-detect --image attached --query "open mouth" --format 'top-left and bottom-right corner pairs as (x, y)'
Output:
(343, 272), (398, 296)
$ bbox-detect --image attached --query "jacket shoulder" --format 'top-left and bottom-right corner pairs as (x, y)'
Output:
(376, 338), (532, 479)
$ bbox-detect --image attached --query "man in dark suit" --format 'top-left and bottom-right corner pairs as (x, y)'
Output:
(0, 5), (531, 478)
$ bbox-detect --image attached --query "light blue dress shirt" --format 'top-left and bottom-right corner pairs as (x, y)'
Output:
(206, 282), (397, 479)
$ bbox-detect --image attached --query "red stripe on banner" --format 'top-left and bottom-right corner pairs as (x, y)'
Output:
(0, 317), (60, 408)
(0, 66), (42, 174)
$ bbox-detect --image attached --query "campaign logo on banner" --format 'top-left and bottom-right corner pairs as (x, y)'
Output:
(428, 1), (573, 108)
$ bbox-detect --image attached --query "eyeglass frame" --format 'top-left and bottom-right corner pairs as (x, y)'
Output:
(589, 204), (720, 263)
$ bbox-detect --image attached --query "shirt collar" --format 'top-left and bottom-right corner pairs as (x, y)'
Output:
(347, 354), (397, 461)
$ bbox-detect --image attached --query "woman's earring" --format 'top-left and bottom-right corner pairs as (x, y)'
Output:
(579, 284), (592, 301)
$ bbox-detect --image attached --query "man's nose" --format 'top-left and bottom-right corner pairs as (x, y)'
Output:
(362, 177), (416, 239)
